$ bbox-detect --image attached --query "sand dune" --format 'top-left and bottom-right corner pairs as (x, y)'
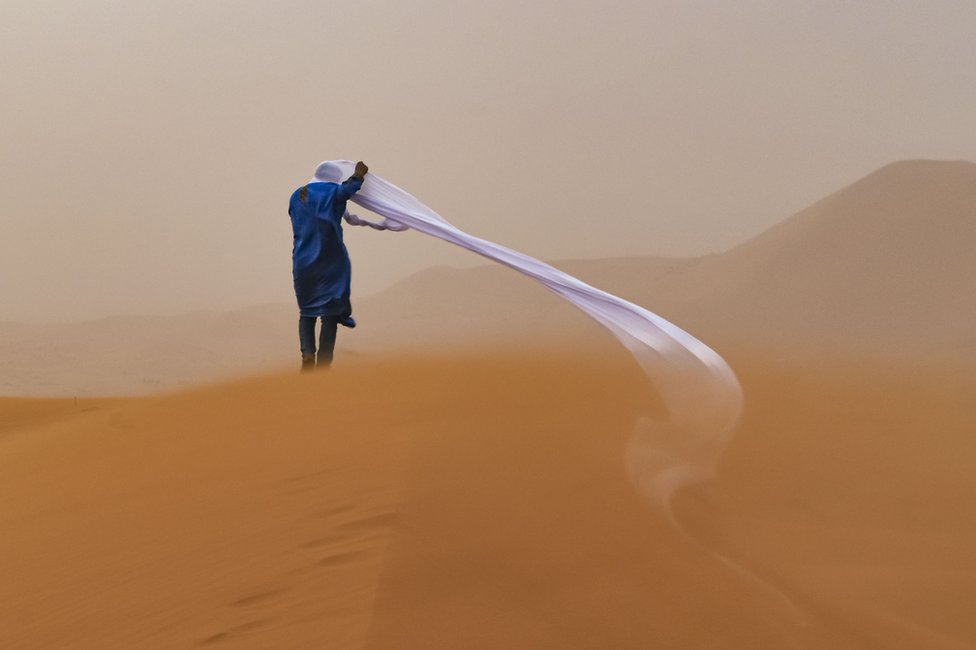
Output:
(2, 349), (974, 648)
(671, 159), (976, 355)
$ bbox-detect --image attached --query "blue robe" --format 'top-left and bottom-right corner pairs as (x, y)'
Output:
(288, 177), (363, 317)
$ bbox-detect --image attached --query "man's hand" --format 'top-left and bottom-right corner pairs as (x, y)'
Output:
(354, 161), (369, 179)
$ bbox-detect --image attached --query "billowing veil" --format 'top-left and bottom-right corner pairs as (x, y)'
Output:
(312, 160), (743, 511)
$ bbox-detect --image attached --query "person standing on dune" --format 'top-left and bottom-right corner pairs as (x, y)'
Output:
(288, 160), (368, 371)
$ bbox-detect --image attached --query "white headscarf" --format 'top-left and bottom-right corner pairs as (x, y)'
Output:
(313, 161), (343, 183)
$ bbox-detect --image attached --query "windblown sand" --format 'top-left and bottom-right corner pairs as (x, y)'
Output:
(2, 349), (974, 648)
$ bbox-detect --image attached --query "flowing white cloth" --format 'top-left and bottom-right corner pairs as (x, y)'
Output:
(312, 160), (743, 505)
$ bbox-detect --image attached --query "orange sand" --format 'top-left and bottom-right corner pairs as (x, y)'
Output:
(2, 349), (974, 648)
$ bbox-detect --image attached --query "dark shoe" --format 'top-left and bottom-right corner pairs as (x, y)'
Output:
(301, 355), (316, 372)
(338, 315), (356, 328)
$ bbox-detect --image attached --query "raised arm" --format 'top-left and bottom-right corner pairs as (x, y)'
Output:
(335, 161), (369, 201)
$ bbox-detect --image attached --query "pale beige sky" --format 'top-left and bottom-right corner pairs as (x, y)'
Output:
(1, 0), (974, 322)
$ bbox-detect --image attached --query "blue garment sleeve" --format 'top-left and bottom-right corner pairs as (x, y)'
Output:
(335, 175), (364, 201)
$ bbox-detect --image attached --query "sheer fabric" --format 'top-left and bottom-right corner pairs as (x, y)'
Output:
(312, 160), (743, 505)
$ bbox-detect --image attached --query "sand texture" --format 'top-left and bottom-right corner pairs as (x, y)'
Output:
(2, 349), (975, 648)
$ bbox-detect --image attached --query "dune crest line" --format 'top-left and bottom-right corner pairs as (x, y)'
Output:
(313, 160), (743, 506)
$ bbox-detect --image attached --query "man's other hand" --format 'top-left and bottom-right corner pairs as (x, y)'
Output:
(354, 161), (369, 178)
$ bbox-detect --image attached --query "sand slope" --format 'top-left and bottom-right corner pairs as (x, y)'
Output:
(1, 369), (409, 648)
(3, 350), (974, 648)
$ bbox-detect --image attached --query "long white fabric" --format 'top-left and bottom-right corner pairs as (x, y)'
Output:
(313, 160), (743, 505)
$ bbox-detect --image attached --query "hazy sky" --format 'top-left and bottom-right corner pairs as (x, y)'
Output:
(1, 0), (974, 322)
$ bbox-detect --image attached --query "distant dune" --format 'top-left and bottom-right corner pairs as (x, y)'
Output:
(676, 159), (976, 356)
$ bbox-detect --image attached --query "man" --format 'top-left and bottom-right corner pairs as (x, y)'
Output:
(288, 160), (368, 370)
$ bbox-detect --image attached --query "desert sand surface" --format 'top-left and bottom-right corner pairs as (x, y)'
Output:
(2, 346), (975, 648)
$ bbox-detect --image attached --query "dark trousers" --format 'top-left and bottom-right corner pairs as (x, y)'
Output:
(299, 316), (338, 367)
